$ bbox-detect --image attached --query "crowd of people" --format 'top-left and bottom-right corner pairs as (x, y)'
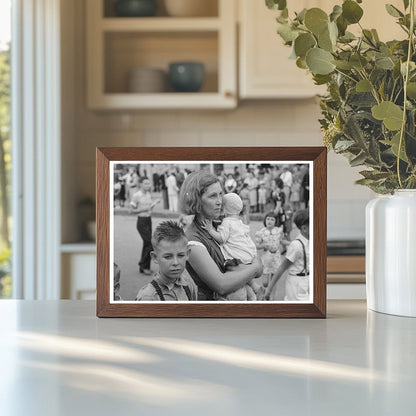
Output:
(113, 164), (310, 303)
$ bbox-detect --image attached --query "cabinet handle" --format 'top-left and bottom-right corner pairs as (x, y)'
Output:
(224, 91), (234, 99)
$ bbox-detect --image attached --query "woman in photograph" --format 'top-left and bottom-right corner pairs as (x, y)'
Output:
(179, 170), (263, 300)
(244, 171), (259, 213)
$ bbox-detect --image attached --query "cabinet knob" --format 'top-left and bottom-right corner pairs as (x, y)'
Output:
(224, 91), (234, 99)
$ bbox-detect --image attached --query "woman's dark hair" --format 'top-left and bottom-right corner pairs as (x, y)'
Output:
(179, 170), (220, 215)
(263, 211), (278, 227)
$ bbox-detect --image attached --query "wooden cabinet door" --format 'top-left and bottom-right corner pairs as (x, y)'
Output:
(239, 0), (326, 99)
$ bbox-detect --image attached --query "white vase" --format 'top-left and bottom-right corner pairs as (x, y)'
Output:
(366, 189), (416, 317)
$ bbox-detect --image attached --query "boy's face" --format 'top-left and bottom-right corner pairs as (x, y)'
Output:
(301, 224), (309, 239)
(152, 238), (189, 281)
(141, 179), (151, 191)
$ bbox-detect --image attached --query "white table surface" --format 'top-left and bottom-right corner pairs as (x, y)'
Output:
(0, 300), (415, 416)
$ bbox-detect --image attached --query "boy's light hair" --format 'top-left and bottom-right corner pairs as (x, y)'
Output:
(151, 220), (188, 250)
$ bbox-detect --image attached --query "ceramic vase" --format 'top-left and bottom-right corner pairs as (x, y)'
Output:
(366, 190), (416, 317)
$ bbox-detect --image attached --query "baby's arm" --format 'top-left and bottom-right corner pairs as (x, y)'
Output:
(201, 219), (227, 244)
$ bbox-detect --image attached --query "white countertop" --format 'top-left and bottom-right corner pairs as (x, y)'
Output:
(0, 300), (415, 415)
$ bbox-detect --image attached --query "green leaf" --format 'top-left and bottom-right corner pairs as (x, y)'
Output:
(277, 23), (298, 43)
(342, 0), (364, 24)
(296, 8), (307, 23)
(356, 79), (372, 92)
(360, 170), (391, 180)
(330, 5), (342, 22)
(306, 48), (336, 75)
(403, 0), (409, 10)
(407, 82), (416, 99)
(333, 59), (352, 70)
(281, 7), (288, 19)
(336, 15), (348, 36)
(318, 27), (334, 52)
(350, 151), (368, 167)
(385, 4), (404, 18)
(313, 74), (332, 85)
(350, 54), (368, 70)
(389, 132), (409, 162)
(296, 57), (308, 69)
(375, 55), (395, 70)
(294, 33), (316, 58)
(371, 29), (380, 43)
(304, 8), (329, 35)
(334, 140), (355, 152)
(372, 101), (404, 131)
(266, 0), (287, 11)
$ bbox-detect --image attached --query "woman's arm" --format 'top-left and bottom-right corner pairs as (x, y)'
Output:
(188, 246), (262, 296)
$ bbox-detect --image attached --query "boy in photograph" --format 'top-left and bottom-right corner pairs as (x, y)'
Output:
(135, 221), (198, 301)
(264, 209), (310, 301)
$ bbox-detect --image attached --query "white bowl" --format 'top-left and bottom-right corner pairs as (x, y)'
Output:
(128, 68), (167, 93)
(164, 0), (217, 17)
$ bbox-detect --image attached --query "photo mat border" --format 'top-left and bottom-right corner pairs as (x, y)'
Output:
(97, 147), (327, 318)
(110, 160), (314, 304)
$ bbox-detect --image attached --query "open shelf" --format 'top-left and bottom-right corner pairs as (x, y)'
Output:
(86, 0), (236, 109)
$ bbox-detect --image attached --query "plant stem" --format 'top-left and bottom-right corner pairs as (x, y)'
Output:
(397, 0), (415, 188)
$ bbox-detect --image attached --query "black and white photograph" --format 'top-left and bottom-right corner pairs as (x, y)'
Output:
(110, 161), (313, 304)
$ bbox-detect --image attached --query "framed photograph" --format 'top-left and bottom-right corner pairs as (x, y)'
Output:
(96, 147), (327, 318)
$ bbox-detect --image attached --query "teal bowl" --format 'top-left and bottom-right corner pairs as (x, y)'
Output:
(168, 62), (205, 92)
(114, 0), (157, 17)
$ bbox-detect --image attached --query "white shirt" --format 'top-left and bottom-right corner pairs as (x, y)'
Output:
(285, 234), (309, 276)
(166, 174), (179, 196)
(281, 171), (293, 188)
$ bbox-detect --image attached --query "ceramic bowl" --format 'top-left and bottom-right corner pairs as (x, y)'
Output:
(168, 61), (205, 92)
(128, 68), (167, 93)
(114, 0), (158, 17)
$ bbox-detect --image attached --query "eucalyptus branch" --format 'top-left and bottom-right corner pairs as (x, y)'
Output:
(334, 68), (358, 84)
(358, 69), (381, 105)
(397, 0), (415, 188)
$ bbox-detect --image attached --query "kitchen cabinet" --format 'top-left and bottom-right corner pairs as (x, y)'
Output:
(86, 0), (237, 109)
(61, 244), (96, 300)
(238, 0), (404, 99)
(238, 0), (325, 99)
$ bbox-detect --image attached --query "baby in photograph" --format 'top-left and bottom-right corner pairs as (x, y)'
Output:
(203, 192), (263, 301)
(135, 221), (198, 301)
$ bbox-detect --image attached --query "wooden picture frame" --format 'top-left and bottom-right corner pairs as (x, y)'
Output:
(96, 147), (327, 318)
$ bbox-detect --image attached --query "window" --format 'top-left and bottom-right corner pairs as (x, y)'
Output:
(0, 0), (11, 298)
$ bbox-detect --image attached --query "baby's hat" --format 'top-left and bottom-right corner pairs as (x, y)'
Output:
(223, 192), (243, 215)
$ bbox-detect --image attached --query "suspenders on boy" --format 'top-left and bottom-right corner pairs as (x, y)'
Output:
(150, 279), (192, 301)
(295, 239), (309, 277)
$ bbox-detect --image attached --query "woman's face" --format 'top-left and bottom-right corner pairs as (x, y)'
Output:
(200, 182), (223, 219)
(265, 216), (276, 229)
